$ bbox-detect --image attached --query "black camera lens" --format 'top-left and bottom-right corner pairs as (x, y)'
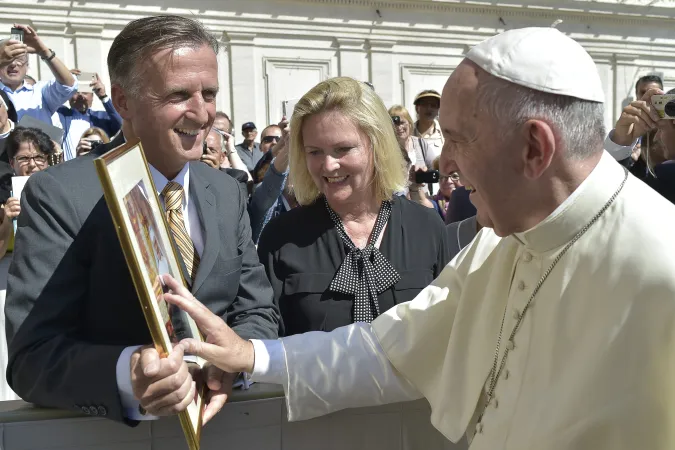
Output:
(392, 115), (401, 126)
(664, 100), (675, 118)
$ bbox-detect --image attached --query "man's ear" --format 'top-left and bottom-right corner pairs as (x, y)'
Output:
(521, 119), (556, 180)
(111, 84), (131, 120)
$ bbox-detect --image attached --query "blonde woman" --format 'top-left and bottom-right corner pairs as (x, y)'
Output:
(257, 77), (451, 335)
(75, 126), (110, 157)
(388, 104), (432, 169)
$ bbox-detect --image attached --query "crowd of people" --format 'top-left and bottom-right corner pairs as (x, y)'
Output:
(0, 14), (674, 450)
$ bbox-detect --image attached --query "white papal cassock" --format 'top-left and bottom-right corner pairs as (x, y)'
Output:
(251, 151), (675, 449)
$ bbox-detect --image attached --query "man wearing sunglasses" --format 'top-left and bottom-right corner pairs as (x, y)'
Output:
(259, 124), (282, 155)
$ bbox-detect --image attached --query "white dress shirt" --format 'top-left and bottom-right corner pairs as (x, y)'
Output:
(116, 162), (204, 420)
(603, 129), (638, 161)
(62, 110), (94, 160)
(250, 151), (675, 449)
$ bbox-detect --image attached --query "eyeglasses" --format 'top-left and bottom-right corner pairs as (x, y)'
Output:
(15, 154), (48, 166)
(440, 172), (460, 182)
(261, 136), (281, 144)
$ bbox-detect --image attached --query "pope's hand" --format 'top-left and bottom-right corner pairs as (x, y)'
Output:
(130, 344), (196, 416)
(162, 274), (256, 374)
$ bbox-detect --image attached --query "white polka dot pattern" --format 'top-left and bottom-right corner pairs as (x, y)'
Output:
(325, 198), (401, 323)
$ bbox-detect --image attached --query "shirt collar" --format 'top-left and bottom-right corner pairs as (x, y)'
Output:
(513, 151), (626, 253)
(0, 80), (32, 93)
(149, 163), (191, 206)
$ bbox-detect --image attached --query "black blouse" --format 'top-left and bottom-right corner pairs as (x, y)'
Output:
(257, 195), (452, 336)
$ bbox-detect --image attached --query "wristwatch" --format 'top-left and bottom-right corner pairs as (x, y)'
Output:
(40, 49), (56, 62)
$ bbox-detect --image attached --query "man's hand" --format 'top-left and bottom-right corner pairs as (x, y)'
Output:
(130, 344), (196, 416)
(12, 24), (49, 58)
(200, 150), (220, 170)
(272, 119), (290, 158)
(0, 40), (27, 66)
(162, 274), (255, 374)
(3, 197), (20, 221)
(91, 73), (107, 99)
(613, 88), (664, 146)
(218, 130), (237, 157)
(200, 366), (236, 425)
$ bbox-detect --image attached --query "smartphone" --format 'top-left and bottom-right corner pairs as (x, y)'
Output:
(415, 169), (440, 184)
(77, 72), (96, 94)
(10, 27), (23, 42)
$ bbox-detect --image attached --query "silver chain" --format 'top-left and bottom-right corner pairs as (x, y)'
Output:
(482, 168), (629, 414)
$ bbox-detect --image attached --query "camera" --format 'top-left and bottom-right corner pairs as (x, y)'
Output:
(89, 140), (102, 151)
(9, 27), (23, 42)
(651, 94), (675, 120)
(391, 115), (402, 126)
(415, 170), (440, 184)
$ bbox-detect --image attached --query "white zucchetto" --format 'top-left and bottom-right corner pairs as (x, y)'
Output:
(466, 27), (605, 103)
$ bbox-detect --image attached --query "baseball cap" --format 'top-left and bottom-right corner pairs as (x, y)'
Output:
(242, 122), (257, 131)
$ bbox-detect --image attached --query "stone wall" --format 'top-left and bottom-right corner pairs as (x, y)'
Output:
(2, 0), (674, 140)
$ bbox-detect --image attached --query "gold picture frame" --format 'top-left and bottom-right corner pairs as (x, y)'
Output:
(94, 139), (205, 450)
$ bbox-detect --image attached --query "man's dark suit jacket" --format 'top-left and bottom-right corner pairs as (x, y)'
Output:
(5, 135), (279, 424)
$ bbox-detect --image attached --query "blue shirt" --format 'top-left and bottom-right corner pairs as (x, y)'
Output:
(57, 99), (123, 161)
(0, 79), (78, 128)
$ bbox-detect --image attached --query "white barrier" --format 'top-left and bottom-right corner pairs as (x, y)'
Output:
(0, 384), (469, 450)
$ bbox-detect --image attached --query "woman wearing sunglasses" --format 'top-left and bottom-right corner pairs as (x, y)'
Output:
(388, 105), (433, 170)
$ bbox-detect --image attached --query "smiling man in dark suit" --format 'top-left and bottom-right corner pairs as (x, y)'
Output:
(5, 15), (279, 425)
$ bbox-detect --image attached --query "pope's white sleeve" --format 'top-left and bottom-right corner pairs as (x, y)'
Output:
(251, 323), (423, 422)
(604, 130), (638, 161)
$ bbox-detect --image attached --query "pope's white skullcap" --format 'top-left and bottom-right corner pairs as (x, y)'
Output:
(466, 27), (604, 103)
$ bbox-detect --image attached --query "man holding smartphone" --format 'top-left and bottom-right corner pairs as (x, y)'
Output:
(0, 24), (77, 127)
(57, 72), (122, 161)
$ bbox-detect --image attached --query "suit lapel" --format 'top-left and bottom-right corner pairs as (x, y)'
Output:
(189, 164), (219, 294)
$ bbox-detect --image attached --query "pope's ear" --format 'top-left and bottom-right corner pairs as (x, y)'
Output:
(521, 119), (556, 180)
(111, 84), (131, 120)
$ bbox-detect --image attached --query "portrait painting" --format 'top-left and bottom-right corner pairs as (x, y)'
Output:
(95, 140), (205, 450)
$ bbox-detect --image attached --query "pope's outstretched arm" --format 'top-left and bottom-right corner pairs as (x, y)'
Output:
(162, 275), (424, 421)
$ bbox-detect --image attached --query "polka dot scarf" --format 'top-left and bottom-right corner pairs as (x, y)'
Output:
(325, 197), (401, 323)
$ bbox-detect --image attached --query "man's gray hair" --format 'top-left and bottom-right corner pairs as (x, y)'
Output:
(107, 15), (219, 95)
(475, 75), (605, 160)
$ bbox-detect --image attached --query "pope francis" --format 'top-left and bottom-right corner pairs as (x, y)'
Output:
(161, 27), (675, 449)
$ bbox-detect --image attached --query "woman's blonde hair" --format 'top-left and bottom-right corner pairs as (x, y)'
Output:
(81, 127), (110, 143)
(289, 77), (407, 206)
(387, 105), (414, 128)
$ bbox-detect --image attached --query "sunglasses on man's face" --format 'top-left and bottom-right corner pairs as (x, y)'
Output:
(261, 136), (281, 144)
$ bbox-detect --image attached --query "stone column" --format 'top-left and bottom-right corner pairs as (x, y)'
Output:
(226, 32), (257, 131)
(337, 38), (367, 81)
(369, 39), (396, 108)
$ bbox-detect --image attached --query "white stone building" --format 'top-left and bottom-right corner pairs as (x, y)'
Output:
(3, 0), (675, 135)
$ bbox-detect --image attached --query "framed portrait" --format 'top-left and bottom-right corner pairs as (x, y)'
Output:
(94, 139), (205, 450)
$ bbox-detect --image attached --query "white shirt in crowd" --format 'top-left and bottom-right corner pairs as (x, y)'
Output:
(116, 163), (203, 420)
